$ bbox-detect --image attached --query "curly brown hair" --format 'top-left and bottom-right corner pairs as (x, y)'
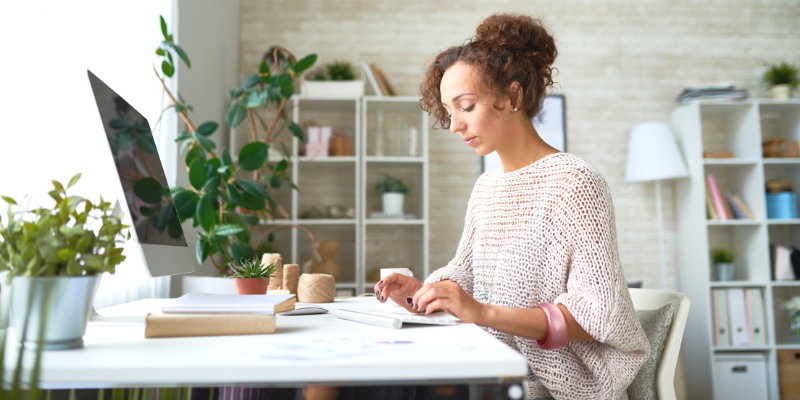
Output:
(419, 14), (557, 130)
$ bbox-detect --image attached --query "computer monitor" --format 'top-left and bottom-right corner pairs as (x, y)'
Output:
(87, 70), (194, 278)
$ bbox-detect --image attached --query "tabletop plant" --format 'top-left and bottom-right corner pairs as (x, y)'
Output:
(711, 248), (736, 264)
(151, 16), (317, 274)
(227, 257), (277, 281)
(307, 61), (356, 81)
(762, 62), (799, 90)
(0, 174), (129, 282)
(375, 174), (410, 194)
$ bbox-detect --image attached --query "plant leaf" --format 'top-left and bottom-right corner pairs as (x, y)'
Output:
(214, 224), (247, 237)
(155, 204), (174, 233)
(275, 159), (288, 173)
(270, 175), (281, 189)
(155, 47), (165, 56)
(160, 15), (169, 40)
(238, 142), (268, 171)
(259, 61), (271, 84)
(193, 133), (216, 152)
(109, 118), (130, 129)
(241, 74), (260, 90)
(189, 159), (208, 190)
(195, 121), (218, 136)
(237, 179), (268, 199)
(170, 43), (191, 69)
(221, 148), (233, 167)
(133, 177), (163, 204)
(295, 54), (317, 73)
(185, 144), (207, 166)
(239, 193), (265, 210)
(67, 173), (81, 188)
(196, 196), (216, 232)
(173, 190), (199, 222)
(116, 131), (136, 148)
(225, 184), (241, 206)
(161, 60), (175, 78)
(288, 122), (304, 142)
(137, 133), (159, 153)
(231, 240), (255, 263)
(1, 196), (17, 205)
(243, 91), (261, 108)
(225, 102), (247, 128)
(196, 237), (209, 263)
(203, 175), (221, 194)
(228, 88), (243, 99)
(51, 180), (64, 191)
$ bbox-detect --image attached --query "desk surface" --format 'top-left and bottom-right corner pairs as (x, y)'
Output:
(8, 297), (527, 389)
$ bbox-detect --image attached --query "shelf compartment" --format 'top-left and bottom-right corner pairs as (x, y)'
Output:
(704, 163), (765, 221)
(364, 224), (424, 283)
(707, 224), (770, 282)
(699, 102), (761, 159)
(364, 99), (424, 157)
(772, 286), (800, 345)
(759, 103), (800, 152)
(297, 162), (356, 218)
(366, 163), (424, 219)
(296, 98), (357, 157)
(297, 224), (357, 284)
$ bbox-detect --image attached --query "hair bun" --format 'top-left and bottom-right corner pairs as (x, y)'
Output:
(474, 14), (556, 68)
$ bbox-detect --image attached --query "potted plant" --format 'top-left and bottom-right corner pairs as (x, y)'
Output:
(151, 16), (317, 281)
(0, 174), (129, 350)
(762, 62), (799, 100)
(711, 247), (736, 281)
(302, 60), (364, 98)
(227, 256), (277, 295)
(375, 174), (410, 216)
(781, 296), (800, 341)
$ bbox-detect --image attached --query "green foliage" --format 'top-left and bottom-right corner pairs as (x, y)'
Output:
(374, 174), (410, 194)
(0, 174), (129, 283)
(762, 62), (800, 90)
(155, 16), (317, 270)
(227, 256), (277, 280)
(711, 248), (736, 263)
(306, 60), (356, 81)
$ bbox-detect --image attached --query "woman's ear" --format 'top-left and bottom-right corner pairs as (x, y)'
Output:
(508, 82), (523, 111)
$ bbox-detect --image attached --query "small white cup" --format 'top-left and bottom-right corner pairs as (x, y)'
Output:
(380, 268), (413, 307)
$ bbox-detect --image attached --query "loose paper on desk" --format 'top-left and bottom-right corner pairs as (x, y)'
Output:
(161, 292), (295, 314)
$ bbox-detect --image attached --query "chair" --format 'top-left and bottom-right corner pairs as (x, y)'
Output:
(628, 288), (691, 400)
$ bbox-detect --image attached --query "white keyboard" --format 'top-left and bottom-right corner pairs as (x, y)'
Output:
(333, 309), (458, 329)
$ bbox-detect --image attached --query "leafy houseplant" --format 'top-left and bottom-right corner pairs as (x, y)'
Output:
(152, 16), (317, 275)
(375, 174), (409, 216)
(781, 296), (800, 337)
(227, 257), (276, 295)
(711, 247), (736, 281)
(762, 62), (799, 100)
(0, 174), (129, 349)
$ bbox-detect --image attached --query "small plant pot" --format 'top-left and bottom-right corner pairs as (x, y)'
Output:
(11, 275), (101, 350)
(382, 193), (405, 215)
(714, 262), (735, 281)
(771, 84), (792, 100)
(234, 278), (269, 295)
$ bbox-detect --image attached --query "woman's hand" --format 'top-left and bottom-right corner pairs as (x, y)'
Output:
(374, 273), (423, 312)
(411, 281), (486, 324)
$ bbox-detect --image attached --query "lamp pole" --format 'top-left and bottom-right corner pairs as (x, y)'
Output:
(655, 180), (667, 290)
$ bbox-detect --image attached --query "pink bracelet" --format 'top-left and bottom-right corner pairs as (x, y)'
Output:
(536, 303), (568, 350)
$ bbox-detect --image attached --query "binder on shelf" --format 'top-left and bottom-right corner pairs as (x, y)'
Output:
(751, 288), (767, 346)
(744, 288), (755, 345)
(727, 288), (750, 346)
(707, 174), (728, 220)
(714, 288), (731, 346)
(711, 289), (721, 346)
(706, 187), (719, 220)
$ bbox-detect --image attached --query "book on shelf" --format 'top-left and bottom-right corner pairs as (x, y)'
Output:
(706, 174), (728, 220)
(711, 288), (766, 347)
(706, 187), (719, 220)
(705, 174), (755, 221)
(369, 63), (390, 96)
(731, 194), (755, 219)
(726, 191), (747, 219)
(718, 182), (734, 220)
(361, 62), (382, 97)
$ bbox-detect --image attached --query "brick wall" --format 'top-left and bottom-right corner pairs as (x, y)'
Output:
(238, 0), (800, 290)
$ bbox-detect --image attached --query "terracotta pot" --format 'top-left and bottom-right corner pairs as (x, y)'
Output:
(234, 278), (269, 295)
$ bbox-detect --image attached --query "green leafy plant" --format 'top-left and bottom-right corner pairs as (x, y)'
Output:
(762, 62), (799, 90)
(0, 174), (129, 283)
(227, 256), (276, 280)
(711, 248), (736, 264)
(306, 61), (356, 81)
(152, 16), (317, 274)
(374, 174), (410, 194)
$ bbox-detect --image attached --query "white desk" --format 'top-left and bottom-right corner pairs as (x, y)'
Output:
(6, 297), (527, 390)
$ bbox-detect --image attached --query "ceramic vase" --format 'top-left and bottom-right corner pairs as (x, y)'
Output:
(234, 278), (269, 295)
(11, 275), (101, 350)
(382, 193), (405, 215)
(772, 84), (792, 100)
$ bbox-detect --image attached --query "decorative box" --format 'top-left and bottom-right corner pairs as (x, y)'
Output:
(766, 192), (797, 219)
(305, 143), (328, 158)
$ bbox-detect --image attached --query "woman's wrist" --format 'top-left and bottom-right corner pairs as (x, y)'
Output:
(475, 302), (493, 327)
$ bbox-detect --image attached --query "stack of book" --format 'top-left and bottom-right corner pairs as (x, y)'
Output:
(677, 82), (748, 103)
(362, 62), (398, 96)
(706, 174), (755, 220)
(144, 292), (296, 338)
(711, 288), (767, 347)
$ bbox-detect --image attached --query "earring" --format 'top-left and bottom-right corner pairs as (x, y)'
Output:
(513, 107), (518, 112)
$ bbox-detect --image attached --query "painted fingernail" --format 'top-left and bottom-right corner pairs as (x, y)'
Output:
(376, 290), (380, 297)
(414, 304), (419, 310)
(379, 280), (383, 285)
(423, 308), (427, 314)
(406, 297), (413, 304)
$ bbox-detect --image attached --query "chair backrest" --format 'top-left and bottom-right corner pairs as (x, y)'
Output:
(628, 288), (691, 400)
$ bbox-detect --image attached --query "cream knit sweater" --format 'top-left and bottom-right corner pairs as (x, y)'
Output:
(426, 153), (649, 400)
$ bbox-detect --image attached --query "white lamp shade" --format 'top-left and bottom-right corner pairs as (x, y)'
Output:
(625, 121), (689, 183)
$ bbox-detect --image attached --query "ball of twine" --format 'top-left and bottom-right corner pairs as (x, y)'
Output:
(283, 264), (300, 295)
(262, 253), (283, 290)
(298, 273), (335, 303)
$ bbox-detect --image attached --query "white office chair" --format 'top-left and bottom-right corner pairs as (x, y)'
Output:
(628, 288), (691, 400)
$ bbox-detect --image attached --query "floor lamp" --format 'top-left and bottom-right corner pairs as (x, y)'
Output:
(625, 122), (688, 290)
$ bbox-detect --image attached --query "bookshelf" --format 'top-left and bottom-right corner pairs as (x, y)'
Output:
(259, 95), (429, 295)
(673, 99), (800, 400)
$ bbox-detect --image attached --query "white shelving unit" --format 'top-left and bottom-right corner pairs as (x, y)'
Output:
(673, 99), (800, 400)
(260, 95), (429, 295)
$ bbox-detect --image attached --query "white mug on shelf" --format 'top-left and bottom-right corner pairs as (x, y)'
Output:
(380, 268), (414, 307)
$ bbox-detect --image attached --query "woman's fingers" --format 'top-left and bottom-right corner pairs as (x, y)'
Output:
(374, 273), (404, 301)
(423, 299), (446, 315)
(414, 284), (450, 312)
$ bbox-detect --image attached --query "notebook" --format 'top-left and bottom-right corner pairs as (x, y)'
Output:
(161, 291), (296, 314)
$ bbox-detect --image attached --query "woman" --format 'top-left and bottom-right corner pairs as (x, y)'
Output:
(375, 14), (650, 400)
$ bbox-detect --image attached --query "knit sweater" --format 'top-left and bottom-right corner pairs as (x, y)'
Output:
(426, 153), (650, 400)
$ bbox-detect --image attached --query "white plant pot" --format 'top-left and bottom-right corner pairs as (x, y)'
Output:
(382, 193), (405, 215)
(771, 84), (792, 100)
(301, 81), (364, 99)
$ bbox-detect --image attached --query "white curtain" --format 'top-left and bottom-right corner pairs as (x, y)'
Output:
(0, 1), (180, 309)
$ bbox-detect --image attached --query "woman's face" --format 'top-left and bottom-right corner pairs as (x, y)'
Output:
(440, 62), (512, 157)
